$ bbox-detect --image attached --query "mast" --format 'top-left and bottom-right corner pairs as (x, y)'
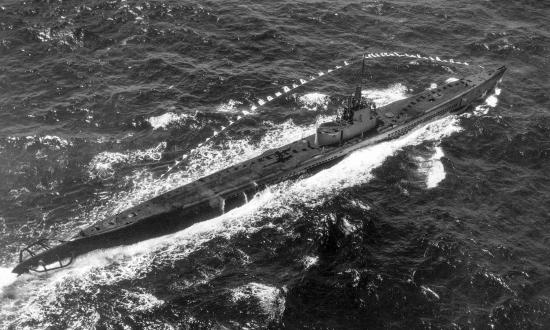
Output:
(338, 54), (371, 124)
(360, 53), (366, 90)
(353, 54), (366, 111)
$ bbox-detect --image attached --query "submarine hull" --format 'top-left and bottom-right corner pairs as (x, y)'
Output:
(13, 65), (506, 275)
(12, 199), (230, 274)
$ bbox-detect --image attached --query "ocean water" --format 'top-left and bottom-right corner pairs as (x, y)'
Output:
(0, 0), (549, 328)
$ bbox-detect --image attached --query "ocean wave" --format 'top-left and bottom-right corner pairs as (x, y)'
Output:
(302, 255), (319, 269)
(87, 142), (166, 180)
(36, 27), (83, 48)
(415, 145), (447, 189)
(230, 282), (286, 322)
(0, 267), (18, 296)
(3, 135), (71, 151)
(216, 99), (243, 113)
(472, 87), (501, 116)
(420, 285), (440, 300)
(118, 288), (165, 313)
(146, 112), (195, 130)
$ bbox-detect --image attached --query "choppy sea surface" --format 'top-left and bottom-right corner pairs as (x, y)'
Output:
(0, 0), (549, 328)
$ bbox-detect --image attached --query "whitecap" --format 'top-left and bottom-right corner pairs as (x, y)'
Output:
(473, 89), (500, 115)
(87, 142), (166, 180)
(350, 199), (371, 210)
(484, 272), (514, 293)
(39, 135), (71, 150)
(4, 135), (71, 150)
(216, 99), (243, 112)
(146, 112), (192, 130)
(420, 285), (440, 300)
(302, 255), (319, 269)
(118, 289), (164, 313)
(36, 27), (83, 48)
(0, 267), (18, 294)
(230, 282), (286, 321)
(485, 94), (498, 108)
(415, 145), (447, 189)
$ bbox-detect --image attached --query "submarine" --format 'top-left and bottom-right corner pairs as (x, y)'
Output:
(12, 58), (506, 275)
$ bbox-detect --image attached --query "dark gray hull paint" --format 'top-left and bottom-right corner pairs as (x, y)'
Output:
(12, 66), (506, 274)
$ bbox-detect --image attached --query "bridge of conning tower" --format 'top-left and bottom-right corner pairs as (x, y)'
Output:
(315, 85), (378, 146)
(341, 86), (367, 121)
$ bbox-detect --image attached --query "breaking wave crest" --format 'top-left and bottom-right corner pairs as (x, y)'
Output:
(471, 87), (501, 116)
(216, 99), (243, 113)
(415, 145), (447, 188)
(87, 142), (167, 180)
(146, 112), (195, 130)
(230, 283), (286, 322)
(411, 86), (501, 188)
(0, 267), (18, 294)
(3, 135), (71, 151)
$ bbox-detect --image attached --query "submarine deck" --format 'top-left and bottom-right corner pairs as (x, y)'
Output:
(75, 67), (501, 240)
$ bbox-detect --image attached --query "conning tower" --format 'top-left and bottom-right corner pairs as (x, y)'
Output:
(315, 69), (378, 147)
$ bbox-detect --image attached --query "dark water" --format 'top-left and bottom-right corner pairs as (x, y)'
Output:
(1, 0), (549, 328)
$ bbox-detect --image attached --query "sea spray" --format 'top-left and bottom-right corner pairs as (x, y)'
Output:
(415, 145), (447, 189)
(0, 267), (18, 295)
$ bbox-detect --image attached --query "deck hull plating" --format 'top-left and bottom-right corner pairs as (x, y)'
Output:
(12, 65), (506, 274)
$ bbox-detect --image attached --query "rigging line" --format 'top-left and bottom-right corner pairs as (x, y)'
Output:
(245, 51), (474, 113)
(158, 50), (475, 178)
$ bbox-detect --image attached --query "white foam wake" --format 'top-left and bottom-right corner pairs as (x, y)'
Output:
(471, 87), (501, 116)
(0, 267), (18, 294)
(413, 85), (502, 188)
(87, 142), (167, 180)
(415, 145), (447, 188)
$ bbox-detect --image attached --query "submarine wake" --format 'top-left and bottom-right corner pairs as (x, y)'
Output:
(415, 145), (447, 189)
(0, 267), (17, 294)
